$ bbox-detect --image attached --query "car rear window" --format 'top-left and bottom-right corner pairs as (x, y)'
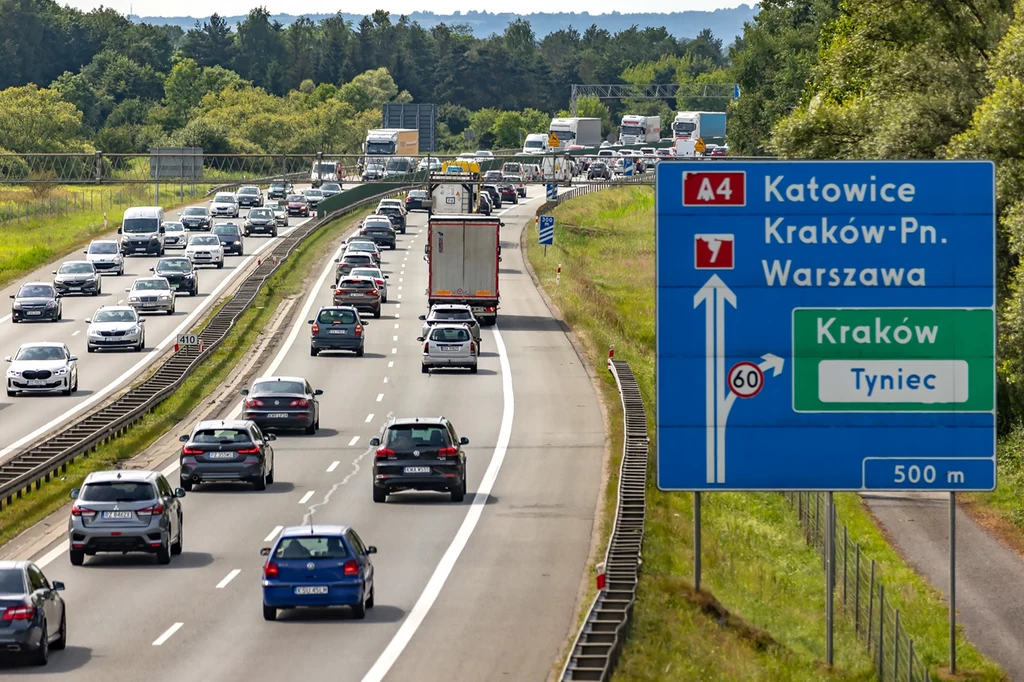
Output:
(431, 327), (471, 342)
(318, 309), (357, 324)
(253, 380), (305, 394)
(80, 481), (155, 502)
(0, 569), (25, 594)
(192, 429), (251, 444)
(385, 425), (451, 448)
(274, 536), (349, 559)
(433, 310), (471, 321)
(341, 279), (375, 289)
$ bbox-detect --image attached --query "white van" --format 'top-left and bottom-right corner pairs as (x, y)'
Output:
(311, 160), (340, 187)
(118, 206), (166, 256)
(522, 133), (549, 155)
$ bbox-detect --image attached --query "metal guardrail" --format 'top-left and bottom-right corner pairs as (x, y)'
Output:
(560, 359), (648, 681)
(0, 184), (416, 510)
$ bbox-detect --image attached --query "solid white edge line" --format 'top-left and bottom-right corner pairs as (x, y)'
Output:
(36, 541), (69, 569)
(215, 569), (241, 589)
(298, 491), (315, 504)
(264, 526), (283, 542)
(348, 435), (360, 446)
(152, 622), (184, 646)
(327, 461), (340, 472)
(0, 229), (295, 463)
(359, 324), (514, 682)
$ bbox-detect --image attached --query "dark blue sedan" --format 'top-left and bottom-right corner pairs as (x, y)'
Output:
(261, 525), (376, 621)
(0, 561), (67, 665)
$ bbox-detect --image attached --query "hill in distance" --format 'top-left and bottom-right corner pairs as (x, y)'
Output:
(132, 5), (759, 41)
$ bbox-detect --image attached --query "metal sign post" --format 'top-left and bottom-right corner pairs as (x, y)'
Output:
(950, 491), (957, 674)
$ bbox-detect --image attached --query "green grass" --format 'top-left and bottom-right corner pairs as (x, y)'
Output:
(0, 183), (224, 289)
(0, 206), (371, 549)
(525, 186), (1004, 681)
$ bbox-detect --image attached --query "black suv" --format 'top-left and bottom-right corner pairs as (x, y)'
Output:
(267, 182), (294, 200)
(370, 417), (469, 503)
(178, 419), (276, 491)
(375, 206), (407, 233)
(212, 223), (245, 255)
(481, 184), (503, 209)
(150, 257), (199, 296)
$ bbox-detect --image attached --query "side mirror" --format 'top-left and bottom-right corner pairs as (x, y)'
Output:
(116, 227), (122, 234)
(384, 275), (389, 279)
(314, 389), (323, 396)
(69, 488), (80, 499)
(460, 437), (470, 445)
(125, 288), (130, 292)
(369, 437), (381, 446)
(239, 389), (249, 395)
(69, 355), (77, 361)
(178, 435), (189, 442)
(267, 434), (277, 441)
(416, 337), (424, 342)
(367, 546), (377, 554)
(174, 488), (187, 498)
(8, 294), (13, 299)
(418, 315), (426, 321)
(85, 318), (91, 324)
(334, 258), (341, 263)
(52, 581), (65, 591)
(307, 319), (314, 325)
(149, 267), (155, 272)
(138, 318), (146, 324)
(52, 270), (58, 275)
(498, 257), (502, 262)
(260, 547), (271, 556)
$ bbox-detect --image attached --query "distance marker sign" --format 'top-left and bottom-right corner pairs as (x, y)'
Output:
(655, 161), (996, 491)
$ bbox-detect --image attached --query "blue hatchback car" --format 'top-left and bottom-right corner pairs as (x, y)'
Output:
(261, 525), (376, 621)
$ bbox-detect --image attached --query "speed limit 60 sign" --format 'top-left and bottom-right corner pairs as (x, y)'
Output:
(728, 362), (764, 399)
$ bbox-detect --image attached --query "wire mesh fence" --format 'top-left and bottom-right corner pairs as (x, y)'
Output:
(786, 492), (932, 682)
(0, 183), (210, 224)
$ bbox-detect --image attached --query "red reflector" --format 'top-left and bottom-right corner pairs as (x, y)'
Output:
(289, 399), (309, 407)
(2, 605), (34, 621)
(375, 279), (384, 285)
(485, 306), (495, 312)
(111, 532), (122, 536)
(343, 560), (359, 576)
(182, 446), (203, 455)
(237, 446), (259, 455)
(264, 562), (279, 578)
(376, 448), (395, 458)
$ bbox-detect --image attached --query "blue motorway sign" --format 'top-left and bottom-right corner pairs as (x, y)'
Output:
(539, 215), (555, 245)
(655, 161), (996, 491)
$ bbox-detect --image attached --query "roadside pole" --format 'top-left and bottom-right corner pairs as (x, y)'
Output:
(694, 492), (701, 592)
(826, 492), (834, 666)
(950, 492), (957, 675)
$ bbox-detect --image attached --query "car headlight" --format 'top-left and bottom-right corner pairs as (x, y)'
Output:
(52, 367), (69, 376)
(158, 294), (171, 300)
(12, 302), (22, 310)
(7, 369), (20, 377)
(88, 329), (102, 337)
(113, 255), (123, 262)
(183, 273), (194, 279)
(129, 295), (140, 302)
(45, 301), (57, 308)
(232, 240), (240, 245)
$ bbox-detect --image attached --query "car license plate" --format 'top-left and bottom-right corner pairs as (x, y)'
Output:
(206, 452), (236, 459)
(404, 466), (431, 474)
(143, 302), (157, 307)
(26, 311), (42, 316)
(349, 293), (363, 297)
(101, 511), (134, 519)
(328, 329), (346, 335)
(27, 379), (48, 386)
(294, 586), (329, 595)
(267, 413), (288, 418)
(68, 286), (80, 290)
(441, 345), (460, 351)
(136, 247), (147, 252)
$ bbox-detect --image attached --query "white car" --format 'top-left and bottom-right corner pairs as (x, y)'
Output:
(474, 150), (494, 158)
(84, 240), (124, 275)
(5, 342), (79, 396)
(162, 221), (187, 249)
(210, 192), (239, 218)
(186, 234), (225, 269)
(350, 267), (389, 302)
(417, 157), (442, 171)
(86, 306), (145, 353)
(125, 277), (176, 315)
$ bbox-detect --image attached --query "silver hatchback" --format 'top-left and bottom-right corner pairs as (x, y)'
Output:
(68, 470), (186, 566)
(419, 323), (478, 373)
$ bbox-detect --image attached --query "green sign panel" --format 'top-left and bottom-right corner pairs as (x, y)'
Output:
(792, 308), (994, 412)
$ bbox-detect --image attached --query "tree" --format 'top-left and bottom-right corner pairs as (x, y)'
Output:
(0, 85), (86, 153)
(492, 111), (527, 148)
(178, 14), (236, 68)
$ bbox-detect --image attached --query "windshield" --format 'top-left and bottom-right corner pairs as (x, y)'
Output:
(249, 209), (272, 219)
(59, 262), (94, 274)
(550, 129), (575, 140)
(313, 162), (337, 175)
(673, 121), (696, 134)
(502, 164), (521, 173)
(351, 268), (382, 279)
(123, 218), (159, 234)
(304, 190), (323, 198)
(365, 223), (391, 231)
(213, 225), (240, 236)
(134, 280), (169, 291)
(238, 187), (258, 195)
(15, 346), (66, 361)
(94, 309), (137, 323)
(409, 191), (427, 198)
(287, 195), (306, 202)
(252, 380), (305, 395)
(367, 164), (384, 171)
(318, 309), (357, 324)
(270, 183), (286, 190)
(385, 159), (410, 172)
(214, 194), (236, 203)
(524, 139), (544, 149)
(366, 141), (396, 155)
(80, 481), (154, 502)
(18, 285), (54, 298)
(89, 242), (118, 254)
(431, 327), (471, 342)
(386, 424), (450, 447)
(322, 184), (341, 192)
(157, 260), (191, 273)
(274, 536), (349, 560)
(182, 207), (206, 216)
(620, 125), (644, 136)
(343, 255), (372, 265)
(162, 222), (184, 232)
(0, 568), (25, 594)
(191, 236), (219, 246)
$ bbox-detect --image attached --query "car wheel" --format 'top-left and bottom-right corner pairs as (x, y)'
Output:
(156, 539), (172, 565)
(310, 346), (319, 357)
(373, 307), (381, 319)
(217, 261), (224, 269)
(62, 381), (72, 397)
(31, 623), (49, 666)
(263, 604), (278, 621)
(137, 337), (145, 352)
(69, 549), (84, 566)
(253, 472), (267, 491)
(382, 295), (387, 303)
(56, 308), (62, 321)
(266, 466), (275, 485)
(470, 364), (478, 374)
(171, 518), (183, 555)
(118, 266), (124, 276)
(272, 230), (278, 237)
(373, 485), (387, 503)
(304, 420), (316, 435)
(451, 477), (466, 503)
(366, 585), (375, 609)
(356, 345), (364, 357)
(421, 363), (429, 374)
(180, 476), (193, 492)
(352, 594), (367, 620)
(52, 606), (67, 650)
(87, 345), (96, 353)
(168, 304), (174, 315)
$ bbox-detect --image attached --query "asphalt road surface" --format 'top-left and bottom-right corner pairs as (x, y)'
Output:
(0, 192), (316, 467)
(1, 187), (606, 681)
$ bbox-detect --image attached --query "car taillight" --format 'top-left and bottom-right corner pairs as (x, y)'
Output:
(237, 446), (260, 455)
(438, 446), (458, 457)
(375, 279), (384, 285)
(369, 289), (379, 297)
(355, 324), (363, 337)
(2, 605), (35, 621)
(290, 399), (309, 407)
(245, 398), (265, 407)
(70, 505), (96, 517)
(311, 322), (319, 335)
(485, 306), (496, 313)
(423, 342), (429, 353)
(376, 448), (395, 458)
(343, 560), (359, 576)
(470, 342), (477, 355)
(182, 446), (203, 455)
(138, 503), (163, 515)
(264, 562), (279, 578)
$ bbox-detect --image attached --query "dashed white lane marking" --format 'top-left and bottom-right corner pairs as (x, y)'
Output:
(264, 526), (283, 542)
(298, 491), (315, 504)
(393, 335), (398, 341)
(216, 569), (241, 589)
(388, 361), (394, 368)
(117, 299), (124, 305)
(376, 393), (384, 402)
(348, 435), (360, 446)
(383, 377), (389, 384)
(327, 461), (340, 472)
(397, 294), (402, 300)
(365, 413), (374, 423)
(394, 323), (399, 329)
(153, 622), (184, 646)
(391, 348), (397, 354)
(71, 330), (80, 336)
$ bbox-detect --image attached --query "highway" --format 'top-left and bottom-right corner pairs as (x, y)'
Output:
(0, 186), (606, 680)
(0, 194), (316, 467)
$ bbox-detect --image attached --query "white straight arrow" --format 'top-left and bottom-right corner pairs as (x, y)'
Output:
(694, 274), (735, 484)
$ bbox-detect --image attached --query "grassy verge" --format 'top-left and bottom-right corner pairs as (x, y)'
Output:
(0, 206), (371, 548)
(0, 183), (221, 288)
(962, 428), (1024, 554)
(526, 186), (1003, 681)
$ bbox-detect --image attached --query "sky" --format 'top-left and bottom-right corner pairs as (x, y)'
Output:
(62, 0), (748, 17)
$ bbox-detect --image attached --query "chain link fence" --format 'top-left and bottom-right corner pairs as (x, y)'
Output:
(787, 492), (933, 682)
(0, 184), (209, 224)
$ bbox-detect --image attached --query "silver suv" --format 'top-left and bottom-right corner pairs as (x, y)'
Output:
(68, 470), (186, 566)
(419, 304), (481, 351)
(419, 323), (478, 373)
